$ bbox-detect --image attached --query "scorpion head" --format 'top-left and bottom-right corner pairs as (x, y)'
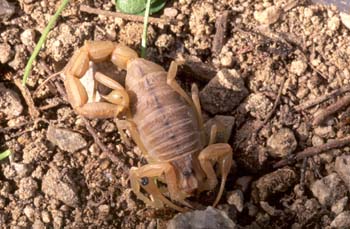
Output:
(171, 155), (199, 194)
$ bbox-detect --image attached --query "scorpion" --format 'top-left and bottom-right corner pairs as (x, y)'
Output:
(63, 40), (233, 211)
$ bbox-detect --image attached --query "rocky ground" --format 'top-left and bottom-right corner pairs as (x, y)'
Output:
(1, 0), (350, 228)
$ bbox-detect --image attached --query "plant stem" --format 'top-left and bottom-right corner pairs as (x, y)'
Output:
(0, 149), (11, 161)
(22, 0), (70, 85)
(141, 0), (151, 58)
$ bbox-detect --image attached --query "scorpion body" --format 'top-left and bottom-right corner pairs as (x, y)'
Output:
(63, 41), (233, 211)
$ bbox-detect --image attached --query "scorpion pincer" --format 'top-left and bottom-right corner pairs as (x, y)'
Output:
(63, 40), (233, 211)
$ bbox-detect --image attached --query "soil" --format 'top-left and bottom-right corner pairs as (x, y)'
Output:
(1, 0), (350, 228)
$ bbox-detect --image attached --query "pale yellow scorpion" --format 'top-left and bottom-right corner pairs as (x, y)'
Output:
(63, 41), (233, 211)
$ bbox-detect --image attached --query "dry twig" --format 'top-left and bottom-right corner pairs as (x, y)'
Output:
(295, 85), (350, 111)
(274, 135), (350, 168)
(80, 5), (172, 25)
(313, 94), (350, 125)
(14, 78), (40, 119)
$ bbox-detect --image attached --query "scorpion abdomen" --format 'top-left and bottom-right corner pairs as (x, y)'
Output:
(126, 60), (202, 162)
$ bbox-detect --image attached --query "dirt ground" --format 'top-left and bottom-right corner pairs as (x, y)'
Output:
(1, 0), (350, 228)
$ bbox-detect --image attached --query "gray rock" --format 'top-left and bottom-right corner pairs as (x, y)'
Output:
(252, 167), (297, 201)
(330, 211), (350, 229)
(41, 167), (79, 207)
(266, 128), (297, 158)
(204, 115), (235, 143)
(0, 0), (14, 20)
(335, 155), (350, 191)
(310, 173), (347, 207)
(167, 206), (237, 229)
(227, 190), (244, 212)
(47, 125), (87, 153)
(17, 177), (38, 200)
(0, 83), (23, 119)
(0, 43), (14, 63)
(331, 197), (348, 215)
(200, 69), (248, 114)
(245, 93), (273, 120)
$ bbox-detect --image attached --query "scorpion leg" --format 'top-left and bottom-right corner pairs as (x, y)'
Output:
(198, 143), (233, 207)
(115, 119), (148, 156)
(167, 62), (204, 132)
(130, 163), (187, 212)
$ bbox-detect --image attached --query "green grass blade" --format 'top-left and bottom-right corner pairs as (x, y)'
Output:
(0, 149), (11, 161)
(141, 0), (151, 58)
(22, 0), (70, 85)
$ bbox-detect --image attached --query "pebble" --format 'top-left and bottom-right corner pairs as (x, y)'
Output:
(252, 167), (297, 201)
(0, 0), (14, 20)
(204, 115), (235, 143)
(330, 211), (350, 229)
(23, 206), (35, 222)
(167, 206), (237, 229)
(0, 43), (13, 63)
(41, 167), (80, 207)
(17, 177), (38, 200)
(0, 83), (23, 119)
(340, 12), (350, 30)
(47, 125), (87, 153)
(328, 16), (340, 31)
(200, 69), (248, 114)
(163, 7), (178, 18)
(331, 196), (348, 215)
(290, 60), (307, 76)
(314, 126), (335, 138)
(311, 135), (324, 146)
(335, 155), (350, 191)
(235, 176), (253, 193)
(310, 173), (347, 207)
(20, 29), (36, 47)
(41, 210), (51, 224)
(266, 128), (297, 158)
(254, 5), (281, 25)
(245, 93), (273, 120)
(227, 190), (244, 212)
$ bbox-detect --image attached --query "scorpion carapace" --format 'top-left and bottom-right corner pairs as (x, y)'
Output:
(63, 40), (233, 212)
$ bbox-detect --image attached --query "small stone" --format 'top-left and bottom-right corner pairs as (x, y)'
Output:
(330, 211), (350, 229)
(204, 115), (235, 143)
(164, 7), (178, 18)
(155, 34), (174, 48)
(167, 206), (237, 229)
(290, 60), (307, 76)
(0, 43), (13, 63)
(254, 5), (281, 25)
(335, 155), (350, 191)
(47, 125), (87, 153)
(20, 29), (36, 47)
(311, 135), (324, 146)
(227, 190), (244, 212)
(252, 167), (297, 201)
(42, 167), (80, 207)
(200, 69), (248, 114)
(220, 53), (233, 67)
(314, 126), (335, 138)
(0, 0), (14, 20)
(331, 197), (348, 215)
(17, 177), (38, 200)
(340, 12), (350, 30)
(245, 93), (273, 120)
(41, 210), (50, 224)
(266, 128), (297, 158)
(235, 176), (253, 193)
(310, 173), (347, 207)
(11, 162), (32, 178)
(328, 16), (340, 31)
(23, 206), (35, 222)
(51, 210), (63, 229)
(0, 83), (23, 119)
